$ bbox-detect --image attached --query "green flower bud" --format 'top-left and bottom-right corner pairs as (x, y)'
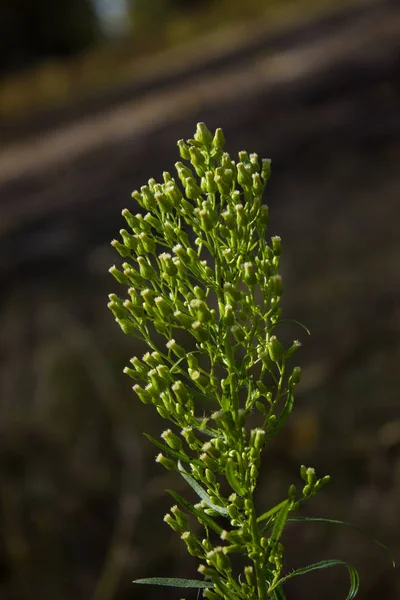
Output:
(289, 366), (302, 388)
(250, 152), (260, 170)
(231, 324), (245, 343)
(252, 172), (264, 195)
(300, 465), (308, 482)
(270, 274), (283, 296)
(155, 453), (176, 471)
(244, 565), (254, 586)
(154, 320), (168, 335)
(131, 189), (143, 206)
(261, 157), (272, 181)
(137, 256), (156, 279)
(259, 204), (269, 225)
(144, 212), (162, 232)
(314, 475), (331, 491)
(159, 252), (178, 277)
(286, 340), (302, 357)
(267, 336), (285, 362)
(214, 167), (233, 196)
(109, 265), (131, 285)
(133, 384), (152, 404)
(191, 321), (210, 342)
(148, 368), (167, 393)
(221, 209), (235, 230)
(181, 427), (197, 448)
(140, 185), (156, 210)
(142, 351), (161, 368)
(189, 369), (208, 388)
(185, 177), (202, 200)
(235, 203), (247, 227)
(288, 484), (297, 500)
(175, 162), (194, 185)
(163, 513), (182, 532)
(198, 564), (217, 578)
(206, 547), (231, 572)
(161, 429), (182, 451)
(189, 299), (212, 323)
(242, 261), (257, 286)
(177, 139), (190, 160)
(271, 236), (282, 256)
(237, 162), (253, 188)
(166, 339), (186, 358)
(174, 310), (193, 329)
(199, 208), (214, 231)
(306, 467), (316, 486)
(212, 127), (225, 149)
(250, 428), (266, 451)
(194, 122), (213, 147)
(111, 239), (131, 257)
(172, 380), (190, 405)
(123, 366), (143, 380)
(154, 296), (172, 318)
(189, 146), (206, 175)
(165, 181), (183, 205)
(204, 590), (220, 600)
(181, 531), (201, 557)
(204, 170), (217, 194)
(130, 355), (147, 375)
(222, 304), (234, 327)
(302, 484), (313, 498)
(250, 464), (259, 481)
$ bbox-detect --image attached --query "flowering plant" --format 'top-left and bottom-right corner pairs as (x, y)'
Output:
(108, 123), (391, 599)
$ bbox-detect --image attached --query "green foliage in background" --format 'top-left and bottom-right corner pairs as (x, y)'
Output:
(109, 123), (392, 599)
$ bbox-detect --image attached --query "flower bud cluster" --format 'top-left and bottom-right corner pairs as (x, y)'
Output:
(109, 124), (330, 599)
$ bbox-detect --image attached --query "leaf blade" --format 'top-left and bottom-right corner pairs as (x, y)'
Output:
(270, 559), (360, 600)
(133, 577), (214, 588)
(178, 461), (229, 516)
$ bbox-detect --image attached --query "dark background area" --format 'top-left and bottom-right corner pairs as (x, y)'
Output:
(0, 1), (399, 599)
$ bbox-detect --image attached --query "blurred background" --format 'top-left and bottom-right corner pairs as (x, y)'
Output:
(0, 0), (399, 599)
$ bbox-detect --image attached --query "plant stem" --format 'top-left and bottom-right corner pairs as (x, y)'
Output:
(247, 498), (267, 599)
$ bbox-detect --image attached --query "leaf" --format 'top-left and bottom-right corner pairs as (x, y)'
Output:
(275, 318), (311, 336)
(257, 500), (290, 524)
(270, 500), (290, 543)
(288, 517), (396, 568)
(133, 577), (214, 588)
(167, 489), (223, 535)
(225, 459), (246, 496)
(266, 390), (294, 440)
(269, 559), (360, 600)
(178, 461), (229, 516)
(144, 434), (204, 468)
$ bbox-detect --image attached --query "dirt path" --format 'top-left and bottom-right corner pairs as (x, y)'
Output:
(0, 0), (398, 191)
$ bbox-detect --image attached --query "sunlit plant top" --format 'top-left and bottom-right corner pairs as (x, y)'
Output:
(108, 123), (392, 599)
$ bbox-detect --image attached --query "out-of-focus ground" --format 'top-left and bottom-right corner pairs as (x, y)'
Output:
(0, 1), (400, 599)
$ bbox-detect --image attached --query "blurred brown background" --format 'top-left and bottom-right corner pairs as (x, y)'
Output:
(0, 0), (399, 599)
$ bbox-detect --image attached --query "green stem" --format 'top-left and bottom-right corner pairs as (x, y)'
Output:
(247, 498), (268, 600)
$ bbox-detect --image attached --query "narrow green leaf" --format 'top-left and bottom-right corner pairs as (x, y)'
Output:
(288, 517), (396, 568)
(225, 459), (246, 496)
(167, 489), (223, 535)
(270, 559), (360, 600)
(257, 500), (290, 524)
(270, 500), (290, 543)
(266, 390), (294, 439)
(144, 434), (204, 468)
(275, 318), (311, 336)
(178, 461), (229, 516)
(134, 577), (214, 588)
